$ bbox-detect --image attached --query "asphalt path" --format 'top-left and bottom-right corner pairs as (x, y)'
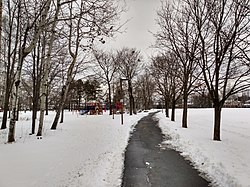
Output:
(121, 112), (211, 187)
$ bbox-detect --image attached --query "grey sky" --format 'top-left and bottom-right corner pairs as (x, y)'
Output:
(107, 0), (162, 60)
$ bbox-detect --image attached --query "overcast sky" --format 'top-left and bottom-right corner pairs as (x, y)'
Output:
(106, 0), (162, 60)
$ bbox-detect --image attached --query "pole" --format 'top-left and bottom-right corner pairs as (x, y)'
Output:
(120, 78), (123, 125)
(112, 81), (114, 119)
(121, 103), (123, 125)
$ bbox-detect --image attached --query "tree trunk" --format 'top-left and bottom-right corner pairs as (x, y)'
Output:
(1, 107), (8, 129)
(31, 99), (38, 134)
(8, 81), (20, 143)
(16, 98), (20, 121)
(165, 99), (169, 118)
(32, 36), (42, 134)
(213, 103), (222, 141)
(45, 89), (48, 115)
(51, 108), (61, 130)
(182, 86), (188, 128)
(108, 82), (112, 115)
(128, 86), (133, 115)
(8, 118), (16, 143)
(60, 108), (64, 123)
(8, 0), (52, 143)
(1, 89), (10, 129)
(1, 58), (13, 129)
(37, 34), (47, 137)
(51, 83), (69, 129)
(128, 81), (135, 115)
(171, 100), (176, 121)
(38, 0), (60, 135)
(132, 94), (136, 114)
(0, 0), (2, 54)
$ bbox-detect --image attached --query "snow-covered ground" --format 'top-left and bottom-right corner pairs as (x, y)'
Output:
(0, 110), (149, 187)
(0, 108), (249, 187)
(156, 108), (250, 187)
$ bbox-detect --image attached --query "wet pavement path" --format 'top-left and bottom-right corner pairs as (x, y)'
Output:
(121, 112), (210, 187)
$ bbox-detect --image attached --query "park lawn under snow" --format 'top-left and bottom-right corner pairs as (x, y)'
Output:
(0, 108), (249, 187)
(0, 110), (149, 187)
(156, 108), (250, 187)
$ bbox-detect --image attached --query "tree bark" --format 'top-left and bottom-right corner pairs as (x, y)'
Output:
(31, 41), (41, 135)
(213, 103), (222, 141)
(45, 88), (49, 115)
(51, 108), (61, 130)
(108, 82), (112, 115)
(51, 85), (68, 130)
(8, 0), (52, 143)
(1, 89), (10, 129)
(171, 100), (176, 121)
(165, 99), (169, 118)
(182, 86), (188, 128)
(1, 0), (16, 129)
(128, 81), (133, 115)
(60, 108), (64, 123)
(38, 0), (60, 136)
(8, 80), (20, 142)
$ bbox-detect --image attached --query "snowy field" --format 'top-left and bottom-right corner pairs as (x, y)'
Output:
(156, 108), (250, 187)
(0, 110), (149, 187)
(0, 108), (249, 187)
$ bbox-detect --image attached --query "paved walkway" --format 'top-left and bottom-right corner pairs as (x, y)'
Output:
(121, 112), (210, 187)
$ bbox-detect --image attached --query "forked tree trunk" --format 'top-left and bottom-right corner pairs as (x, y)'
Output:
(38, 0), (60, 136)
(37, 34), (47, 136)
(31, 60), (40, 134)
(8, 0), (52, 143)
(51, 85), (69, 130)
(31, 36), (42, 135)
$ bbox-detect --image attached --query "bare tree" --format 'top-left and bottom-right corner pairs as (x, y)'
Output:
(8, 0), (52, 143)
(187, 0), (250, 140)
(37, 0), (63, 137)
(116, 47), (142, 115)
(1, 1), (21, 129)
(151, 55), (171, 117)
(151, 53), (182, 121)
(93, 49), (118, 115)
(155, 1), (200, 128)
(134, 68), (155, 110)
(51, 0), (119, 129)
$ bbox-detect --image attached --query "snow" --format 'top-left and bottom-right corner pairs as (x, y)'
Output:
(0, 108), (249, 187)
(0, 111), (149, 187)
(156, 108), (250, 187)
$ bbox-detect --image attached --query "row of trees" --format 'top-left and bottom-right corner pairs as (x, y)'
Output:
(152, 0), (250, 141)
(1, 0), (250, 143)
(92, 48), (144, 116)
(0, 0), (122, 143)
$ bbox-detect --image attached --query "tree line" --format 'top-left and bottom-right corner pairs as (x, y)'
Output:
(1, 0), (250, 143)
(152, 0), (250, 141)
(0, 0), (122, 143)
